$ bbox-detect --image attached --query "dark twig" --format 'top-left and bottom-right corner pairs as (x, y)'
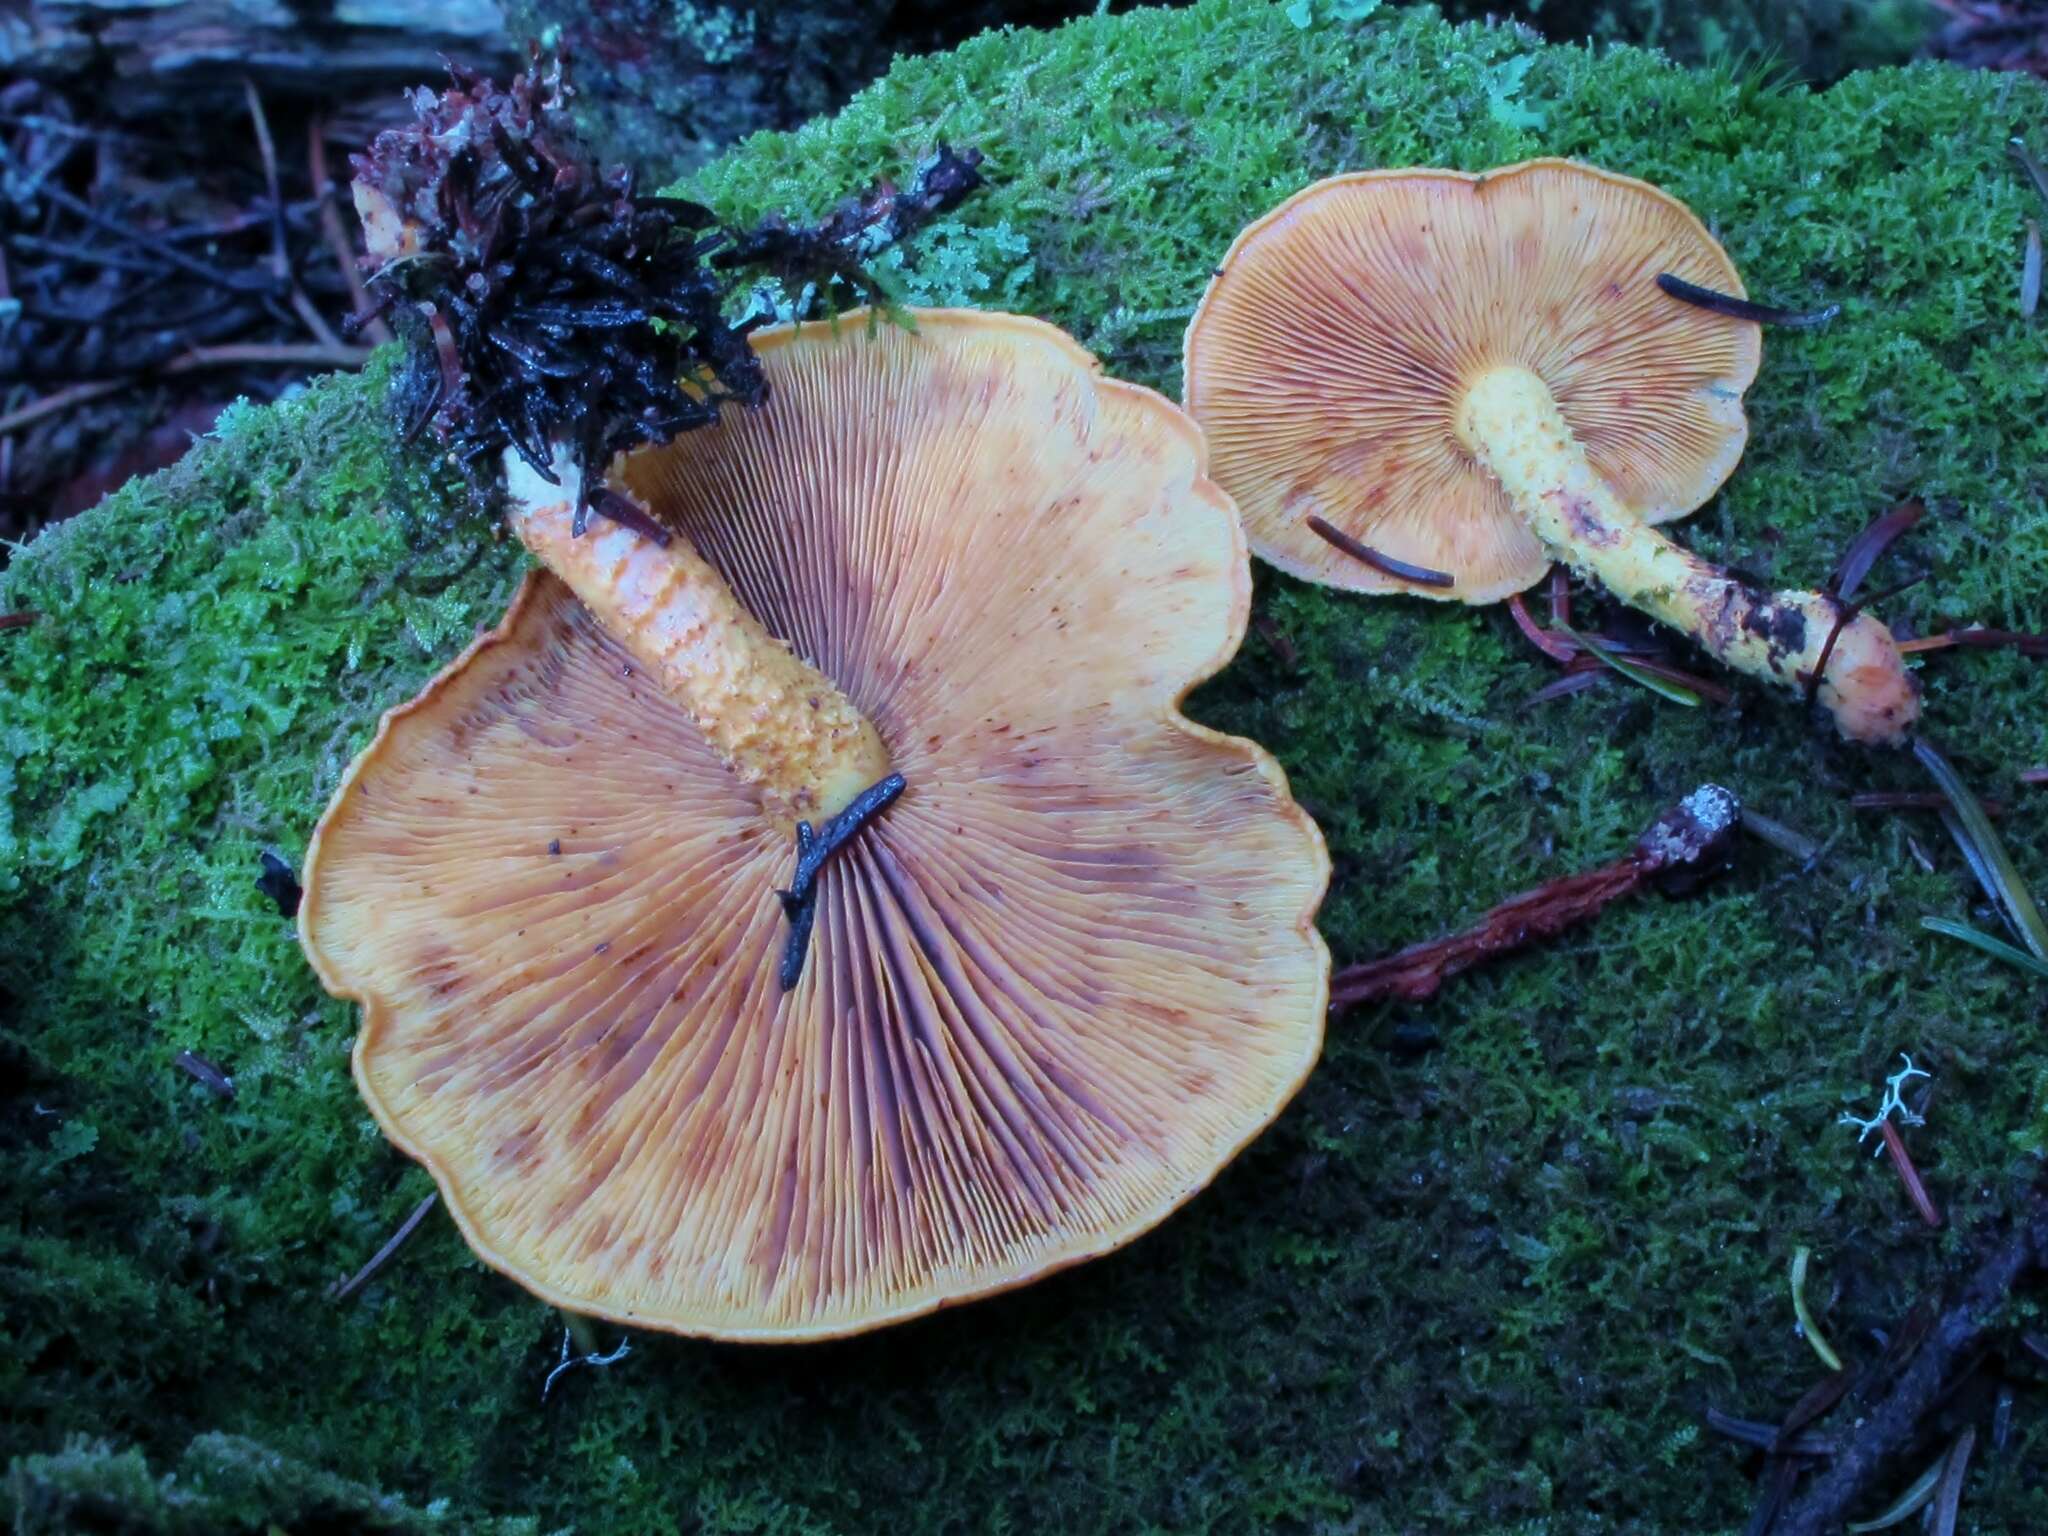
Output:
(173, 1050), (235, 1100)
(777, 774), (906, 989)
(1853, 791), (2006, 818)
(1832, 501), (1922, 603)
(1331, 785), (1739, 1007)
(1772, 1192), (2048, 1536)
(1704, 1408), (1839, 1458)
(1305, 513), (1455, 588)
(0, 612), (40, 632)
(328, 1192), (439, 1301)
(1657, 273), (1841, 328)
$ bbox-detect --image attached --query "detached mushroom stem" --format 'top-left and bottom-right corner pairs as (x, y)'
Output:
(1456, 366), (1918, 745)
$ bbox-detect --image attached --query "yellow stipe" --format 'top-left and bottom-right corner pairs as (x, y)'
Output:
(505, 452), (892, 829)
(1456, 366), (1917, 745)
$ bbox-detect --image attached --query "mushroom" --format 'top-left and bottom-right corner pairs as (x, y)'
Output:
(1182, 158), (1919, 745)
(298, 310), (1331, 1340)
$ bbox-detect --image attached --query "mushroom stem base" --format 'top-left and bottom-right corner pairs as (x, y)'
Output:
(1454, 365), (1918, 745)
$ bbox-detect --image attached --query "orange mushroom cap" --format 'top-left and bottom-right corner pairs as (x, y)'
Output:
(1183, 159), (1763, 602)
(299, 310), (1330, 1341)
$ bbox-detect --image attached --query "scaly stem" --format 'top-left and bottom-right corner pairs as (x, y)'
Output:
(1456, 366), (1918, 745)
(506, 451), (893, 833)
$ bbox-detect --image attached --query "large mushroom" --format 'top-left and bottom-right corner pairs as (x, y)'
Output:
(1182, 159), (1918, 745)
(299, 310), (1331, 1340)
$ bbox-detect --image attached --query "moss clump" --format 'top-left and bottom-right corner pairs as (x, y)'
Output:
(5, 2), (2047, 1529)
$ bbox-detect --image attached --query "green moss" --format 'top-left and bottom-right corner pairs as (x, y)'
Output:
(5, 2), (2046, 1530)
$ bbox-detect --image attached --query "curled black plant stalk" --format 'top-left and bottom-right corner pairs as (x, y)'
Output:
(350, 54), (983, 528)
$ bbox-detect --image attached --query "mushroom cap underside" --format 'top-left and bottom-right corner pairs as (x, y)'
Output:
(299, 310), (1331, 1341)
(1183, 159), (1765, 602)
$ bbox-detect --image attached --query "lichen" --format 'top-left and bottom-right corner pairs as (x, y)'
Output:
(4, 2), (2046, 1530)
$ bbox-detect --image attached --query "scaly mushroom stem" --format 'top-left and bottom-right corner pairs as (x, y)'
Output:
(506, 451), (893, 832)
(1455, 366), (1918, 745)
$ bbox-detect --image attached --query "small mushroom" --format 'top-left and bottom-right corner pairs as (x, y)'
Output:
(299, 311), (1330, 1340)
(1183, 159), (1918, 745)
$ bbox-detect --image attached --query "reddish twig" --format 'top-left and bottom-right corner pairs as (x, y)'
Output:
(1879, 1118), (1945, 1229)
(1508, 592), (1576, 663)
(1331, 784), (1740, 1008)
(1898, 627), (2048, 657)
(1832, 501), (1923, 603)
(0, 611), (40, 631)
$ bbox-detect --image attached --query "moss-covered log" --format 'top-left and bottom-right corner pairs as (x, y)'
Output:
(5, 1), (2047, 1530)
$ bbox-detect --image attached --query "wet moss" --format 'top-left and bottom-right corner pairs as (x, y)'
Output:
(4, 2), (2046, 1530)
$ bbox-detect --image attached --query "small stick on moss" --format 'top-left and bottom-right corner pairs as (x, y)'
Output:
(329, 1192), (438, 1301)
(1656, 273), (1841, 328)
(1331, 784), (1739, 1008)
(1878, 1118), (1944, 1229)
(1305, 513), (1455, 588)
(1840, 1054), (1943, 1229)
(2023, 221), (2042, 318)
(1852, 792), (2006, 818)
(1897, 627), (2048, 658)
(0, 611), (40, 632)
(1774, 1190), (2047, 1536)
(2022, 767), (2047, 787)
(1740, 807), (1823, 865)
(173, 1050), (236, 1101)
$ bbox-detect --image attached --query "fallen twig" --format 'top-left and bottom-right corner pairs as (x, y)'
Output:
(163, 341), (369, 373)
(1773, 1191), (2048, 1536)
(311, 115), (390, 345)
(329, 1192), (438, 1301)
(172, 1049), (235, 1101)
(1853, 791), (2006, 818)
(1331, 785), (1739, 1008)
(0, 379), (123, 437)
(1897, 627), (2047, 657)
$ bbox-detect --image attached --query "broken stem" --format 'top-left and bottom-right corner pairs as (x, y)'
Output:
(1331, 784), (1739, 1008)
